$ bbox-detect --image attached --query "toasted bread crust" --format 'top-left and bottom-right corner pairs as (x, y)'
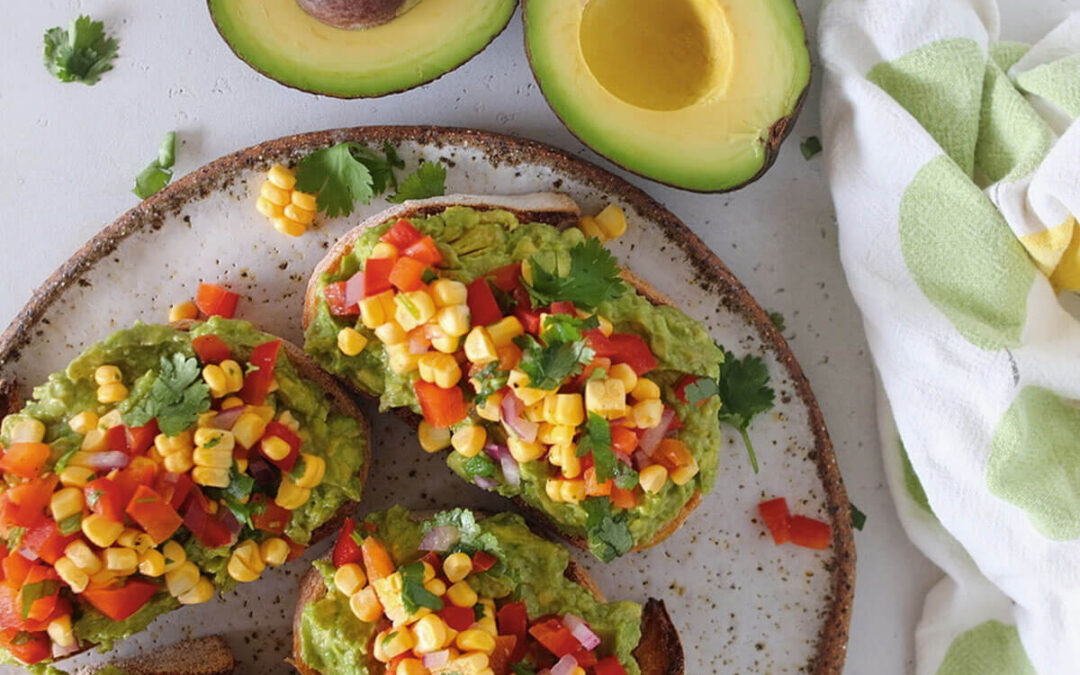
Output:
(290, 515), (684, 675)
(301, 195), (705, 554)
(77, 635), (236, 675)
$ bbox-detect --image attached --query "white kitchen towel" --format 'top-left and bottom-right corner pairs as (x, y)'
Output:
(819, 2), (1080, 674)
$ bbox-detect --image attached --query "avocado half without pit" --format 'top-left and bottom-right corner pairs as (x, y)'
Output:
(208, 0), (516, 98)
(524, 0), (812, 192)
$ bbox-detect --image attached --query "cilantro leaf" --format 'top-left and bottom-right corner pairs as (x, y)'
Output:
(21, 580), (60, 619)
(6, 527), (26, 551)
(576, 413), (616, 481)
(515, 335), (593, 391)
(613, 462), (639, 490)
(715, 348), (775, 473)
(511, 665), (538, 675)
(470, 362), (508, 407)
(540, 314), (598, 344)
(768, 310), (787, 332)
(123, 353), (211, 436)
(43, 15), (119, 85)
(57, 513), (82, 535)
(525, 238), (627, 310)
(295, 143), (375, 217)
(463, 454), (496, 480)
(582, 497), (633, 562)
(388, 161), (447, 203)
(134, 132), (177, 200)
(213, 468), (261, 528)
(429, 509), (501, 559)
(850, 502), (867, 531)
(683, 377), (720, 406)
(400, 562), (443, 614)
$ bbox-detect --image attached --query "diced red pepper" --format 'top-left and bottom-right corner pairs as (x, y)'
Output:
(654, 438), (694, 472)
(324, 281), (359, 317)
(419, 551), (442, 574)
(128, 420), (160, 456)
(438, 604), (475, 632)
(195, 283), (240, 319)
(496, 601), (528, 648)
(285, 537), (307, 562)
(19, 566), (60, 623)
(607, 334), (657, 375)
(388, 257), (428, 292)
(610, 426), (639, 456)
(380, 220), (422, 249)
(0, 627), (50, 665)
(572, 648), (598, 668)
(363, 258), (395, 298)
(332, 518), (363, 568)
(106, 424), (129, 454)
(594, 655), (630, 675)
(529, 619), (580, 658)
(472, 550), (497, 572)
(489, 262), (522, 291)
(360, 536), (395, 581)
(154, 471), (194, 511)
(789, 515), (832, 550)
(402, 236), (443, 265)
(82, 580), (159, 621)
(583, 467), (613, 497)
(758, 498), (792, 545)
(514, 306), (543, 336)
(192, 334), (232, 363)
(2, 555), (32, 588)
(182, 491), (234, 549)
(609, 485), (639, 510)
(466, 278), (503, 326)
(548, 301), (576, 315)
(113, 458), (160, 513)
(414, 381), (467, 429)
(0, 443), (50, 480)
(258, 420), (301, 472)
(126, 485), (182, 544)
(3, 476), (58, 530)
(84, 477), (126, 523)
(23, 520), (76, 565)
(240, 339), (282, 405)
(251, 495), (292, 535)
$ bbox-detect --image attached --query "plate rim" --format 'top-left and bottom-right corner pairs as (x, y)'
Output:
(0, 125), (854, 673)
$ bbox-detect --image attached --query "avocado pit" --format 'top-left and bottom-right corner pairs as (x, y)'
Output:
(294, 0), (423, 30)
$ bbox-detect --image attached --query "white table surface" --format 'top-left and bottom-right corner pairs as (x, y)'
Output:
(1, 1), (1076, 673)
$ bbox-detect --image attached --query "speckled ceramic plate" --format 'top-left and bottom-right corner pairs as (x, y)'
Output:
(0, 127), (852, 674)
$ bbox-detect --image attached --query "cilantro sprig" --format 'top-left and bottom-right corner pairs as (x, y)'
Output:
(124, 353), (211, 436)
(388, 161), (446, 203)
(576, 413), (615, 481)
(470, 362), (508, 407)
(43, 15), (119, 85)
(513, 314), (597, 391)
(525, 238), (627, 310)
(134, 132), (177, 200)
(582, 497), (633, 562)
(400, 561), (443, 614)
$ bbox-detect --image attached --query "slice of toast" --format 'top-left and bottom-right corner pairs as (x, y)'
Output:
(75, 635), (236, 675)
(301, 193), (703, 553)
(288, 511), (685, 675)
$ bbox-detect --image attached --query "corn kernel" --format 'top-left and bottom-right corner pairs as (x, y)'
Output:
(560, 480), (586, 503)
(595, 204), (628, 240)
(456, 629), (496, 654)
(284, 203), (315, 226)
(548, 443), (581, 479)
(507, 436), (544, 463)
(451, 425), (486, 458)
(436, 305), (471, 339)
(98, 409), (123, 429)
(358, 293), (390, 329)
(333, 327), (367, 357)
(273, 216), (306, 237)
(370, 242), (399, 260)
(54, 557), (89, 593)
(178, 577), (214, 605)
(94, 365), (122, 386)
(267, 164), (297, 190)
(59, 466), (95, 489)
(537, 423), (574, 446)
(193, 444), (234, 469)
(169, 300), (199, 323)
(430, 279), (468, 307)
(418, 421), (451, 453)
(194, 427), (234, 451)
(350, 586), (383, 623)
(76, 429), (105, 455)
(424, 578), (446, 597)
(524, 400), (545, 424)
(397, 658), (429, 675)
(579, 215), (605, 241)
(545, 479), (562, 502)
(104, 547), (139, 574)
(475, 390), (503, 422)
(374, 627), (415, 661)
(631, 377), (661, 401)
(670, 458), (700, 486)
(138, 549), (166, 577)
(333, 563), (367, 596)
(609, 363), (638, 393)
(47, 615), (75, 648)
(276, 476), (311, 510)
(64, 540), (101, 574)
(631, 399), (664, 429)
(445, 581), (478, 609)
(166, 561), (200, 597)
(639, 464), (668, 493)
(82, 514), (124, 548)
(197, 412), (218, 428)
(452, 653), (490, 672)
(163, 449), (194, 474)
(431, 333), (460, 354)
(395, 291), (437, 332)
(231, 413), (268, 451)
(260, 181), (290, 206)
(585, 379), (627, 419)
(11, 418), (45, 443)
(420, 353), (461, 389)
(597, 315), (614, 337)
(291, 190), (317, 211)
(68, 411), (99, 435)
(97, 382), (128, 404)
(228, 541), (264, 583)
(261, 537), (290, 567)
(437, 553), (470, 585)
(464, 327), (497, 365)
(277, 410), (300, 432)
(412, 614), (448, 654)
(507, 370), (547, 406)
(293, 453), (327, 489)
(49, 487), (84, 522)
(420, 561), (436, 583)
(256, 196), (284, 219)
(162, 541), (186, 572)
(219, 360), (244, 393)
(202, 364), (229, 398)
(117, 528), (155, 554)
(388, 349), (422, 375)
(487, 317), (523, 348)
(374, 320), (408, 346)
(192, 466), (230, 488)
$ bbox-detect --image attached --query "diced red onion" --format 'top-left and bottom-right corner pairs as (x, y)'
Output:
(499, 453), (521, 488)
(248, 456), (276, 485)
(614, 451), (632, 466)
(632, 449), (650, 471)
(420, 525), (460, 552)
(563, 614), (601, 650)
(85, 450), (130, 470)
(343, 271), (365, 309)
(551, 655), (578, 675)
(219, 508), (242, 538)
(408, 330), (430, 355)
(212, 405), (248, 430)
(52, 639), (80, 659)
(423, 651), (451, 669)
(637, 408), (676, 456)
(500, 393), (537, 443)
(18, 548), (38, 561)
(474, 476), (498, 490)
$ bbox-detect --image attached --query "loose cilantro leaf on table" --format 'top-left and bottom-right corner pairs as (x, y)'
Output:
(515, 335), (593, 391)
(388, 161), (447, 203)
(400, 561), (443, 614)
(525, 239), (627, 310)
(43, 15), (119, 85)
(582, 497), (633, 562)
(768, 310), (787, 332)
(134, 132), (177, 200)
(850, 502), (867, 531)
(124, 353), (210, 436)
(295, 142), (376, 217)
(576, 413), (616, 481)
(715, 348), (775, 473)
(801, 136), (823, 160)
(470, 362), (509, 407)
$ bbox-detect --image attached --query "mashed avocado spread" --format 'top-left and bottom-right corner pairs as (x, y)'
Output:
(1, 318), (366, 656)
(299, 507), (643, 675)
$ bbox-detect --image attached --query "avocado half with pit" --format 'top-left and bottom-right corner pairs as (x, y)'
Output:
(208, 0), (517, 98)
(523, 0), (811, 192)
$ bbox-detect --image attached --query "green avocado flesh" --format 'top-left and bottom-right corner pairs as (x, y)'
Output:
(209, 0), (516, 97)
(300, 507), (643, 675)
(0, 318), (366, 661)
(304, 207), (724, 555)
(523, 0), (810, 191)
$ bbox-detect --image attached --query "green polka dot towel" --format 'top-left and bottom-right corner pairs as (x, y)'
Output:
(820, 2), (1080, 674)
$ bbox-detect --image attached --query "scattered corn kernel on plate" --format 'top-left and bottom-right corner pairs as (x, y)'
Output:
(0, 127), (853, 674)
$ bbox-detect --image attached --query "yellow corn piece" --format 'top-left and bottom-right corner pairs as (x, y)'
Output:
(64, 540), (102, 574)
(446, 581), (478, 608)
(54, 558), (89, 593)
(192, 466), (230, 488)
(292, 453), (327, 489)
(442, 552), (472, 584)
(451, 425), (486, 458)
(261, 537), (290, 567)
(138, 549), (166, 577)
(165, 561), (200, 597)
(418, 421), (451, 453)
(49, 487), (84, 522)
(585, 379), (627, 419)
(594, 204), (628, 240)
(333, 563), (367, 596)
(97, 382), (128, 404)
(260, 181), (290, 206)
(374, 320), (407, 345)
(456, 629), (496, 654)
(609, 363), (638, 393)
(11, 418), (45, 443)
(68, 411), (98, 435)
(177, 577), (215, 605)
(639, 464), (668, 493)
(464, 327), (497, 364)
(631, 377), (660, 401)
(267, 164), (297, 191)
(284, 203), (315, 226)
(59, 466), (95, 488)
(256, 197), (284, 219)
(104, 547), (139, 574)
(487, 316), (523, 348)
(47, 615), (75, 648)
(359, 292), (392, 329)
(291, 190), (317, 211)
(273, 217), (307, 237)
(82, 514), (124, 548)
(475, 390), (503, 422)
(350, 586), (383, 623)
(338, 327), (368, 356)
(276, 476), (311, 509)
(94, 365), (122, 386)
(507, 436), (544, 463)
(431, 279), (468, 307)
(412, 614), (449, 654)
